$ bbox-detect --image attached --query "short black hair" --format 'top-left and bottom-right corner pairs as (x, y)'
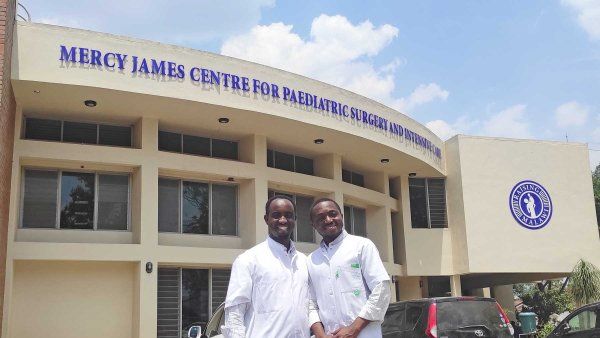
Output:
(309, 197), (342, 220)
(265, 195), (296, 216)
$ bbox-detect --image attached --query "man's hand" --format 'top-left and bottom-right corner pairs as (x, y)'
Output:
(331, 325), (359, 338)
(331, 317), (370, 338)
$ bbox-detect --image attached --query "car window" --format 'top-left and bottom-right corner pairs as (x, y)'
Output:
(405, 304), (423, 331)
(567, 309), (597, 332)
(383, 304), (406, 333)
(437, 300), (503, 331)
(205, 305), (224, 337)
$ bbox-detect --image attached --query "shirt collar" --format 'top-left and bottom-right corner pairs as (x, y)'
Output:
(267, 236), (296, 255)
(320, 229), (348, 249)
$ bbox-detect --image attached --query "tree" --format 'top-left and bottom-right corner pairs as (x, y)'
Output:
(593, 164), (600, 229)
(516, 282), (574, 325)
(570, 259), (600, 307)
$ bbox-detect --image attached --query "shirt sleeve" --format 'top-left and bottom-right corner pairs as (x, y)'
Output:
(224, 254), (253, 308)
(222, 303), (248, 338)
(308, 274), (321, 327)
(359, 239), (390, 292)
(358, 280), (391, 322)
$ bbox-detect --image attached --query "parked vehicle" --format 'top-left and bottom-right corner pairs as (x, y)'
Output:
(548, 301), (600, 337)
(382, 297), (514, 337)
(188, 303), (224, 338)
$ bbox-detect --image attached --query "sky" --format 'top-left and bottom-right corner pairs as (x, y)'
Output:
(19, 0), (600, 170)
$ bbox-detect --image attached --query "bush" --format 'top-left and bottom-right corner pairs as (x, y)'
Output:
(538, 321), (556, 338)
(519, 286), (574, 324)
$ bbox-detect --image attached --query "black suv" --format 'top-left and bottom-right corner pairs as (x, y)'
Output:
(382, 297), (514, 338)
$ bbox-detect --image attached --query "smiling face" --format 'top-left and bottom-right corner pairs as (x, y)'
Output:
(310, 200), (344, 244)
(264, 198), (296, 244)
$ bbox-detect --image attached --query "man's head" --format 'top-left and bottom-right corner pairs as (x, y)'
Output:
(264, 195), (296, 242)
(310, 198), (344, 243)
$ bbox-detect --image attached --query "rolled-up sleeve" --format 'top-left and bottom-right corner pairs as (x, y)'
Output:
(222, 303), (248, 338)
(308, 274), (321, 327)
(358, 280), (391, 322)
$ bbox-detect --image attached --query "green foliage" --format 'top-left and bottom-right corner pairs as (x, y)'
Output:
(538, 321), (556, 338)
(519, 286), (574, 324)
(570, 259), (600, 306)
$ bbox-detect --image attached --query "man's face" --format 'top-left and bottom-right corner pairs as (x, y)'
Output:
(310, 201), (344, 241)
(264, 198), (296, 241)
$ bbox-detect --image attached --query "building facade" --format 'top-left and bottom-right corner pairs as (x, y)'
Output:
(1, 21), (599, 338)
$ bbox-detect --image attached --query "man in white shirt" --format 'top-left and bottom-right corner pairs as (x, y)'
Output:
(222, 195), (311, 338)
(308, 198), (391, 338)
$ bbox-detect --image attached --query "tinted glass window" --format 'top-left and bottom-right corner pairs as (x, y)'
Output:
(567, 309), (597, 332)
(60, 172), (95, 229)
(158, 131), (182, 153)
(352, 172), (365, 187)
(211, 269), (231, 313)
(212, 184), (237, 235)
(22, 170), (58, 228)
(344, 206), (352, 233)
(437, 301), (504, 331)
(182, 181), (209, 234)
(342, 169), (352, 184)
(266, 149), (274, 168)
(353, 207), (367, 237)
(428, 179), (447, 228)
(24, 118), (62, 141)
(97, 174), (128, 230)
(382, 304), (405, 334)
(211, 139), (238, 160)
(181, 269), (209, 330)
(294, 156), (314, 175)
(274, 151), (294, 172)
(158, 178), (180, 232)
(99, 125), (131, 147)
(405, 304), (423, 330)
(62, 121), (97, 144)
(183, 135), (210, 157)
(409, 178), (428, 228)
(296, 195), (314, 242)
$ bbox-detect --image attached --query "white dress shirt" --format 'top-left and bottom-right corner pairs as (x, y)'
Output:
(307, 230), (391, 337)
(222, 237), (310, 338)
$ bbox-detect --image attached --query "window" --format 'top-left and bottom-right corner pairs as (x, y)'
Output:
(157, 268), (231, 338)
(342, 169), (365, 187)
(158, 131), (238, 160)
(24, 117), (132, 147)
(267, 149), (314, 175)
(409, 178), (447, 229)
(566, 309), (598, 333)
(21, 169), (129, 230)
(343, 205), (367, 237)
(158, 178), (237, 236)
(268, 190), (315, 242)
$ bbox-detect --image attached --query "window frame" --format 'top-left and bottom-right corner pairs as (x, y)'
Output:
(19, 168), (131, 231)
(268, 189), (316, 243)
(408, 177), (448, 229)
(23, 117), (133, 148)
(342, 169), (365, 187)
(158, 177), (239, 236)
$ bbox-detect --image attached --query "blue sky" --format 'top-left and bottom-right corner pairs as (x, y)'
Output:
(20, 0), (600, 169)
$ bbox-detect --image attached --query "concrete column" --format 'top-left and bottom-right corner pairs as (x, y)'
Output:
(366, 205), (392, 262)
(239, 134), (266, 165)
(450, 275), (462, 296)
(364, 171), (389, 194)
(314, 153), (342, 181)
(492, 284), (516, 321)
(133, 261), (158, 338)
(399, 175), (412, 275)
(470, 287), (491, 298)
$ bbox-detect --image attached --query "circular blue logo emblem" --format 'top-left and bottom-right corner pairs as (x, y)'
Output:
(509, 180), (553, 230)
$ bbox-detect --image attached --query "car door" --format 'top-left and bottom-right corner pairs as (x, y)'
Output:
(555, 307), (600, 338)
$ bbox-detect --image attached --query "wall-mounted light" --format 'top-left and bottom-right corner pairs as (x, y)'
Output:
(145, 262), (153, 273)
(227, 177), (235, 182)
(84, 100), (97, 107)
(313, 138), (324, 144)
(218, 117), (229, 124)
(380, 158), (390, 164)
(33, 90), (40, 94)
(408, 172), (417, 177)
